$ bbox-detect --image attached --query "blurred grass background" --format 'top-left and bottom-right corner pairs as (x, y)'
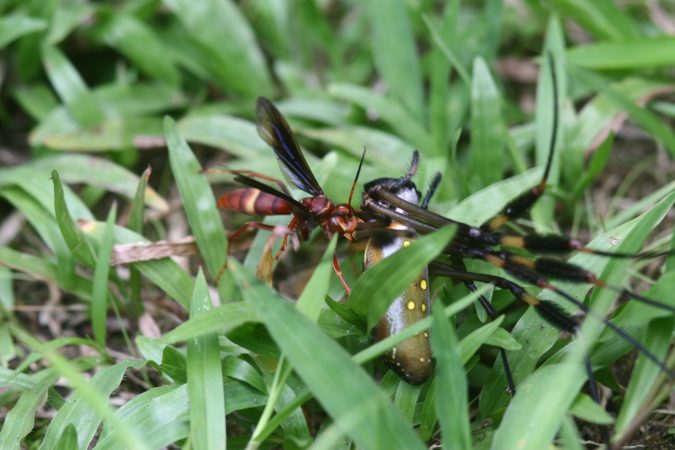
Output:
(0, 1), (674, 449)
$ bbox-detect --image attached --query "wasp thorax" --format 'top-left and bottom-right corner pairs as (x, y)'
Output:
(304, 195), (334, 217)
(328, 204), (359, 239)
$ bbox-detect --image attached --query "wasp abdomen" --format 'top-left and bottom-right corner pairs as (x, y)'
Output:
(218, 188), (293, 215)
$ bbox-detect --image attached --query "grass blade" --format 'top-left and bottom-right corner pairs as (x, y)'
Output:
(164, 0), (272, 96)
(91, 204), (116, 346)
(469, 57), (503, 189)
(0, 13), (46, 48)
(231, 261), (427, 450)
(432, 307), (472, 450)
(0, 370), (58, 450)
(187, 269), (226, 450)
(164, 117), (228, 285)
(51, 170), (95, 267)
(367, 0), (424, 122)
(41, 45), (104, 128)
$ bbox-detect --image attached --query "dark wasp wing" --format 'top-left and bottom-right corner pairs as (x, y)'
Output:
(255, 97), (324, 197)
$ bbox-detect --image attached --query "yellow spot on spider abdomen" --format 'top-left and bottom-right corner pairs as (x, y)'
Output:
(407, 301), (416, 310)
(403, 240), (411, 247)
(420, 279), (428, 290)
(421, 303), (427, 313)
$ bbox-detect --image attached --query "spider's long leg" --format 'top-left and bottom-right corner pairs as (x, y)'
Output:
(444, 249), (675, 378)
(441, 259), (517, 395)
(456, 246), (675, 315)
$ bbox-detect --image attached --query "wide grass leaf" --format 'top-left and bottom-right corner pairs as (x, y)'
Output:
(96, 13), (180, 85)
(0, 186), (74, 283)
(160, 302), (258, 344)
(42, 45), (104, 128)
(431, 307), (471, 450)
(329, 83), (432, 152)
(444, 169), (540, 226)
(0, 370), (58, 450)
(568, 37), (675, 70)
(164, 0), (272, 96)
(551, 0), (640, 40)
(469, 57), (503, 189)
(94, 386), (189, 450)
(51, 170), (95, 268)
(82, 223), (194, 308)
(187, 270), (226, 450)
(0, 13), (46, 48)
(532, 18), (565, 229)
(296, 236), (337, 320)
(367, 0), (424, 122)
(37, 360), (145, 450)
(165, 117), (228, 284)
(231, 261), (426, 450)
(91, 205), (116, 346)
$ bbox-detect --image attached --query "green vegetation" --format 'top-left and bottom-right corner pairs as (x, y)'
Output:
(1, 1), (674, 449)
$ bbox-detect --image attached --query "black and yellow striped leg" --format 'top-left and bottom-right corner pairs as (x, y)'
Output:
(446, 260), (517, 395)
(450, 248), (675, 378)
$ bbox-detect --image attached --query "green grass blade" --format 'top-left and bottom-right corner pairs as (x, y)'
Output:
(349, 225), (456, 330)
(164, 117), (228, 285)
(36, 360), (142, 449)
(94, 386), (189, 450)
(329, 83), (433, 152)
(614, 270), (675, 437)
(568, 37), (675, 70)
(0, 13), (46, 48)
(178, 114), (267, 159)
(296, 235), (337, 320)
(41, 45), (104, 128)
(96, 14), (180, 85)
(490, 364), (587, 450)
(231, 261), (426, 450)
(187, 269), (226, 450)
(127, 167), (151, 317)
(432, 307), (471, 450)
(0, 246), (92, 300)
(8, 331), (148, 450)
(91, 204), (116, 346)
(367, 0), (424, 123)
(446, 168), (541, 225)
(469, 57), (503, 189)
(47, 2), (92, 44)
(551, 0), (640, 40)
(0, 370), (58, 450)
(54, 424), (78, 450)
(164, 0), (272, 96)
(160, 302), (258, 344)
(532, 16), (565, 229)
(0, 186), (75, 284)
(51, 170), (96, 267)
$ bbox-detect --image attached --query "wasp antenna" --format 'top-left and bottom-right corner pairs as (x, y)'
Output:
(348, 147), (367, 207)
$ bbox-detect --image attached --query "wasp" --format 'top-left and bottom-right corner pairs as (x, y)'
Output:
(217, 97), (365, 292)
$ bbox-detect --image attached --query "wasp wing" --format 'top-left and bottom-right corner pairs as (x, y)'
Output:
(255, 97), (324, 197)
